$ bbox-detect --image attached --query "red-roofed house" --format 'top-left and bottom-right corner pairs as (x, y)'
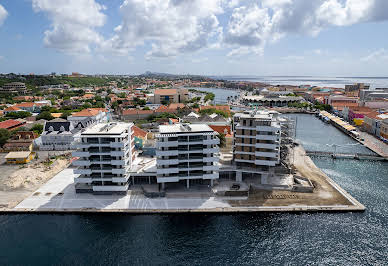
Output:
(120, 109), (154, 121)
(132, 126), (148, 149)
(200, 105), (231, 114)
(209, 124), (233, 149)
(67, 108), (107, 124)
(3, 106), (22, 115)
(0, 119), (26, 130)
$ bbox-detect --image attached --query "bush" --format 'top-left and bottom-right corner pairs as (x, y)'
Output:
(31, 124), (44, 135)
(5, 111), (32, 119)
(0, 128), (11, 147)
(36, 111), (54, 121)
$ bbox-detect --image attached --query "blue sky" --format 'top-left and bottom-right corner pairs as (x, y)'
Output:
(0, 0), (388, 76)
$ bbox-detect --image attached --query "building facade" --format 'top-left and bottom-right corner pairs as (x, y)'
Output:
(233, 111), (281, 182)
(0, 82), (28, 94)
(72, 122), (136, 194)
(153, 88), (188, 104)
(40, 119), (79, 151)
(156, 124), (219, 189)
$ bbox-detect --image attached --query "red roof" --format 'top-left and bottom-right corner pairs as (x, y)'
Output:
(15, 102), (35, 108)
(200, 105), (231, 113)
(122, 109), (153, 115)
(209, 125), (233, 137)
(132, 126), (147, 138)
(4, 106), (21, 112)
(0, 119), (25, 130)
(168, 103), (185, 110)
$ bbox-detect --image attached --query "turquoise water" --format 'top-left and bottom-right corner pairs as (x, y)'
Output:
(0, 114), (387, 265)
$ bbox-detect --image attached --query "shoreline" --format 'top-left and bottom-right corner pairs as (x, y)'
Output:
(0, 144), (365, 214)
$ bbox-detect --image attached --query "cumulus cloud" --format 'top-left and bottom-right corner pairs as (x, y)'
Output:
(102, 0), (223, 58)
(0, 4), (8, 26)
(32, 0), (106, 53)
(225, 0), (388, 56)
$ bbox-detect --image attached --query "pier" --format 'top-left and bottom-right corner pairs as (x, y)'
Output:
(306, 151), (387, 161)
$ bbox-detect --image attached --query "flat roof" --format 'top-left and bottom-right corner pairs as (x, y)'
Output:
(159, 123), (213, 134)
(5, 151), (32, 159)
(82, 122), (133, 135)
(234, 110), (279, 120)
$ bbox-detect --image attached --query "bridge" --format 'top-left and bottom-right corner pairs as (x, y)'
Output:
(305, 151), (387, 161)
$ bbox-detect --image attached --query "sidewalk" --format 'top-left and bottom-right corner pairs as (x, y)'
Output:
(359, 132), (388, 158)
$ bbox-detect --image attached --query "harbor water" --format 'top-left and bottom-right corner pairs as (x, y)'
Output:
(1, 114), (388, 265)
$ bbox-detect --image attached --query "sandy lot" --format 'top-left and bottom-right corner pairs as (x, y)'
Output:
(0, 153), (71, 209)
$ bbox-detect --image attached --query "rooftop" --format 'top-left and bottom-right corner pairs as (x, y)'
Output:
(83, 122), (133, 135)
(159, 123), (214, 134)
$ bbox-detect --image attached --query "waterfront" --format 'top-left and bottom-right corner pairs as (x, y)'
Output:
(1, 114), (387, 265)
(217, 76), (388, 89)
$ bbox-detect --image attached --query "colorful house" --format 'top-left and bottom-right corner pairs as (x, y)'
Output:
(132, 126), (148, 149)
(5, 151), (35, 164)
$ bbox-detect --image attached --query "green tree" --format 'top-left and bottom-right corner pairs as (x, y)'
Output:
(0, 128), (11, 147)
(60, 110), (72, 119)
(36, 111), (54, 121)
(31, 124), (44, 135)
(5, 111), (32, 119)
(217, 133), (226, 148)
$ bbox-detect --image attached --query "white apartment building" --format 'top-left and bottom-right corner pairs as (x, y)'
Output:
(233, 111), (281, 182)
(156, 124), (219, 189)
(72, 122), (136, 194)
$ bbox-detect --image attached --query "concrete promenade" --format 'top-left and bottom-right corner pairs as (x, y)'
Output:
(1, 165), (365, 214)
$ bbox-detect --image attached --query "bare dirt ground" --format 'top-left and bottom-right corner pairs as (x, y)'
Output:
(229, 144), (353, 207)
(0, 153), (71, 209)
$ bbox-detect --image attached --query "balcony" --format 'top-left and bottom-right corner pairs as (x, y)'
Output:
(203, 173), (219, 179)
(74, 176), (92, 183)
(157, 159), (179, 166)
(255, 151), (278, 158)
(203, 148), (218, 154)
(72, 160), (90, 167)
(74, 168), (92, 175)
(156, 141), (179, 148)
(203, 165), (218, 171)
(203, 139), (219, 145)
(255, 135), (279, 141)
(256, 125), (280, 132)
(156, 150), (179, 156)
(157, 168), (179, 174)
(156, 176), (179, 183)
(203, 157), (218, 163)
(255, 159), (277, 166)
(73, 151), (90, 157)
(255, 143), (278, 149)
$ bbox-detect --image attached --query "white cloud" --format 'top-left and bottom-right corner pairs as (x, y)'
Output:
(281, 55), (304, 61)
(0, 4), (8, 26)
(225, 0), (388, 56)
(361, 49), (388, 62)
(32, 0), (106, 53)
(192, 57), (209, 63)
(102, 0), (223, 58)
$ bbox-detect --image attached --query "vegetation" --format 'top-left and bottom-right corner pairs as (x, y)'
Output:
(36, 111), (54, 121)
(147, 112), (177, 122)
(204, 92), (215, 102)
(199, 108), (230, 118)
(5, 111), (32, 119)
(60, 110), (73, 119)
(31, 124), (44, 135)
(217, 133), (226, 148)
(0, 128), (10, 147)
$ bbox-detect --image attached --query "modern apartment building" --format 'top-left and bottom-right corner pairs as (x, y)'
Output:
(233, 111), (281, 182)
(0, 82), (28, 94)
(156, 123), (219, 189)
(73, 122), (136, 194)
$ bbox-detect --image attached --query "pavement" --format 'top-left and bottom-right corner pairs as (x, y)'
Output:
(359, 132), (388, 158)
(11, 166), (365, 213)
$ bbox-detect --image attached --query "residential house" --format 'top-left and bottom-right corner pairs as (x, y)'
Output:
(40, 118), (79, 151)
(0, 119), (26, 130)
(132, 125), (148, 149)
(67, 108), (107, 125)
(3, 131), (38, 151)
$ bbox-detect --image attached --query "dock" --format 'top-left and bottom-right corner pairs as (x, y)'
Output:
(306, 151), (387, 161)
(319, 111), (388, 158)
